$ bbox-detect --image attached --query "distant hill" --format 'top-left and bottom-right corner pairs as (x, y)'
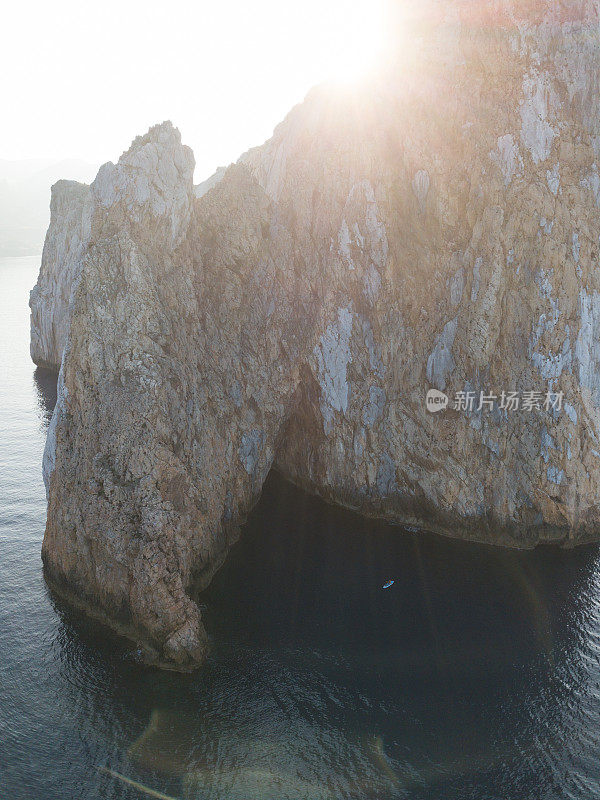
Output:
(0, 158), (96, 257)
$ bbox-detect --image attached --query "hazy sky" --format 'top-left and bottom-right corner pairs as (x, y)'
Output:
(4, 0), (386, 181)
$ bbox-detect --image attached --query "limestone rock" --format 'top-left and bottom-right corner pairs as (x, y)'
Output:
(194, 166), (226, 199)
(36, 1), (600, 669)
(31, 125), (203, 370)
(29, 180), (92, 370)
(40, 121), (319, 669)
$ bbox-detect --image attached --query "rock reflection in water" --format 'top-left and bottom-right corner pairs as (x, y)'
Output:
(33, 366), (57, 428)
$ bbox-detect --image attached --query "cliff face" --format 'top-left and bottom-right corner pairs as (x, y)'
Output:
(36, 0), (600, 668)
(30, 180), (92, 370)
(270, 0), (600, 546)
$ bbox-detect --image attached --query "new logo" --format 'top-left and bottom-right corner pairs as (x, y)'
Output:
(426, 389), (449, 413)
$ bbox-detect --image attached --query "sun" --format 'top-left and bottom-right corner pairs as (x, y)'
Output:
(318, 0), (387, 84)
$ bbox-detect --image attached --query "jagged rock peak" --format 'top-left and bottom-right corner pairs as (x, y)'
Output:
(91, 120), (195, 248)
(29, 123), (197, 371)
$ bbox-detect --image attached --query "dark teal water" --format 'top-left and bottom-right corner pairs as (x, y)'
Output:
(1, 256), (600, 800)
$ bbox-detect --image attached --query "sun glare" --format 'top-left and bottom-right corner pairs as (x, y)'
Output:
(319, 2), (387, 84)
(1, 0), (389, 178)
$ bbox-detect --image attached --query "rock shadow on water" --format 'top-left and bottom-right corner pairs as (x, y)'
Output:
(201, 470), (599, 672)
(33, 366), (57, 428)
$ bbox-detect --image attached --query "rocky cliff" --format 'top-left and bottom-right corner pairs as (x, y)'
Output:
(33, 0), (600, 668)
(30, 180), (92, 370)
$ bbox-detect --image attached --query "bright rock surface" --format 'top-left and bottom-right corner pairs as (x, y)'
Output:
(30, 181), (92, 369)
(36, 1), (600, 668)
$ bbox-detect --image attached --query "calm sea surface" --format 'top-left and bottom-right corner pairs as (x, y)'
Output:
(1, 256), (600, 800)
